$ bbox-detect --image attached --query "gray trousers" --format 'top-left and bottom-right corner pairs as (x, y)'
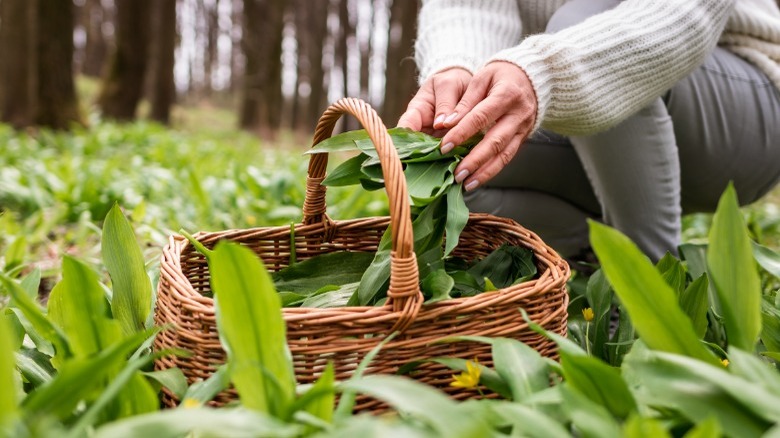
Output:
(465, 0), (780, 261)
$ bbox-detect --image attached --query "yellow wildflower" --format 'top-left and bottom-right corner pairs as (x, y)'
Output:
(181, 398), (200, 409)
(721, 359), (730, 367)
(582, 307), (595, 322)
(450, 358), (482, 389)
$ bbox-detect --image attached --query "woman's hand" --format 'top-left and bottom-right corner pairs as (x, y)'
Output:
(397, 67), (473, 135)
(401, 62), (538, 192)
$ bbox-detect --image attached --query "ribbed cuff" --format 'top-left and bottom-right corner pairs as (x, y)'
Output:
(417, 56), (480, 85)
(488, 37), (554, 133)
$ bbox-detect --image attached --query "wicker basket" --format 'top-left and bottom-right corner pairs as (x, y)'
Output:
(153, 97), (570, 411)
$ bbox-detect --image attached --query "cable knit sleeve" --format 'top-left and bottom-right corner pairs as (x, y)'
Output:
(415, 0), (523, 84)
(489, 0), (737, 135)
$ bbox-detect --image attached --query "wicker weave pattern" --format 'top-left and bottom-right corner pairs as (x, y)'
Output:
(153, 98), (569, 411)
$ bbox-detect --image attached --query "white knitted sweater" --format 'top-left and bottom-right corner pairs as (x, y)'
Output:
(415, 0), (780, 135)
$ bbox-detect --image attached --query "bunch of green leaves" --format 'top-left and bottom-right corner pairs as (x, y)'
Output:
(308, 128), (486, 305)
(568, 184), (780, 366)
(266, 243), (537, 308)
(419, 184), (780, 437)
(0, 204), (190, 437)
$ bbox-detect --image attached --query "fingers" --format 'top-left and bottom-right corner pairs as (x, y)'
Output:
(454, 115), (528, 191)
(397, 107), (425, 131)
(397, 86), (435, 131)
(430, 68), (472, 129)
(398, 68), (472, 132)
(438, 77), (495, 153)
(432, 89), (460, 130)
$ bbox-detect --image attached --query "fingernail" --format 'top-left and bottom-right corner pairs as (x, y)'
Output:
(455, 169), (470, 183)
(434, 114), (445, 125)
(465, 180), (480, 192)
(444, 112), (458, 124)
(441, 142), (454, 154)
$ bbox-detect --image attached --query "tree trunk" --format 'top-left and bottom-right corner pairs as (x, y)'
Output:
(149, 0), (177, 124)
(305, 0), (329, 129)
(239, 0), (285, 136)
(0, 0), (37, 128)
(205, 0), (220, 93)
(0, 0), (82, 130)
(97, 0), (151, 121)
(35, 0), (82, 129)
(238, 0), (261, 130)
(337, 0), (355, 131)
(291, 0), (308, 132)
(382, 0), (419, 123)
(82, 0), (110, 77)
(229, 0), (243, 93)
(358, 2), (373, 102)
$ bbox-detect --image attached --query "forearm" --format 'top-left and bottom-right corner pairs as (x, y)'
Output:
(490, 0), (737, 135)
(415, 0), (523, 83)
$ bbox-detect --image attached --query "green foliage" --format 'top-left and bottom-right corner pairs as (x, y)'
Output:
(314, 128), (478, 304)
(208, 241), (295, 417)
(624, 350), (775, 437)
(272, 251), (375, 296)
(102, 204), (153, 336)
(707, 184), (763, 350)
(340, 375), (492, 437)
(92, 408), (301, 438)
(491, 338), (550, 403)
(267, 242), (535, 307)
(47, 256), (121, 359)
(0, 318), (18, 428)
(589, 221), (718, 365)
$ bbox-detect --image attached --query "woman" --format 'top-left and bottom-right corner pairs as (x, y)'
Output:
(398, 0), (780, 261)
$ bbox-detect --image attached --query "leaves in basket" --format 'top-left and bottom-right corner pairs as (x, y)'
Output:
(300, 283), (359, 308)
(272, 251), (375, 295)
(350, 228), (392, 306)
(351, 195), (447, 306)
(421, 269), (455, 304)
(304, 128), (532, 307)
(467, 244), (537, 290)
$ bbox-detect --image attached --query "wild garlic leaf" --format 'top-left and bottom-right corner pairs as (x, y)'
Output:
(404, 161), (453, 205)
(306, 129), (372, 154)
(444, 184), (468, 257)
(352, 196), (446, 306)
(301, 283), (359, 308)
(322, 154), (370, 187)
(468, 245), (536, 290)
(272, 252), (375, 294)
(421, 269), (455, 303)
(308, 127), (439, 155)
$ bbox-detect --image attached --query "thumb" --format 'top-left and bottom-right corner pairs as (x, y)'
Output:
(397, 107), (423, 131)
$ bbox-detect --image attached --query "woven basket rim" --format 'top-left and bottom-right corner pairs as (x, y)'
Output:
(161, 213), (569, 323)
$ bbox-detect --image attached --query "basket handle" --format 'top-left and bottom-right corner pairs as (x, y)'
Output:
(302, 97), (422, 333)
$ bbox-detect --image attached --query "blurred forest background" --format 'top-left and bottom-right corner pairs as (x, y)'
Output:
(0, 0), (420, 136)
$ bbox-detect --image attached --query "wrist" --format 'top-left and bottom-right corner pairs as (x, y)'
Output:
(486, 53), (548, 133)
